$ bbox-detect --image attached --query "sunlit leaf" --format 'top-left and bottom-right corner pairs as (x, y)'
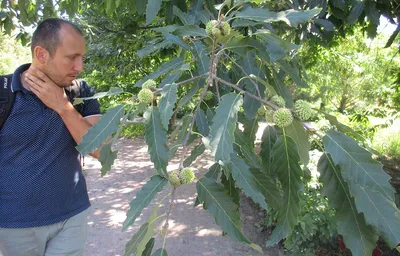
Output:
(285, 120), (310, 165)
(159, 83), (178, 131)
(98, 141), (118, 177)
(146, 0), (161, 24)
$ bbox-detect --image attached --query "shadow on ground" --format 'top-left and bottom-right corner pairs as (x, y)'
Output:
(83, 137), (283, 256)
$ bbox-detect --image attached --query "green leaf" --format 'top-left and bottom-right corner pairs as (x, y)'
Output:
(285, 120), (310, 165)
(267, 135), (303, 245)
(314, 19), (335, 31)
(98, 141), (118, 177)
(173, 6), (195, 25)
(136, 202), (163, 255)
(76, 105), (124, 155)
(235, 129), (262, 169)
(190, 41), (210, 74)
(183, 143), (205, 167)
(205, 93), (243, 163)
(122, 175), (168, 231)
(135, 58), (184, 88)
(195, 109), (210, 137)
(177, 83), (201, 110)
(137, 41), (172, 58)
(145, 107), (170, 177)
(194, 163), (221, 207)
(142, 238), (155, 256)
(162, 32), (190, 51)
(124, 223), (149, 256)
(323, 130), (395, 200)
(196, 177), (262, 252)
(276, 60), (308, 88)
(242, 115), (259, 148)
(152, 249), (168, 256)
(260, 125), (277, 177)
(159, 83), (178, 131)
(351, 185), (400, 248)
(236, 7), (321, 27)
(221, 172), (240, 205)
(134, 0), (146, 14)
(146, 0), (161, 24)
(174, 25), (208, 37)
(272, 70), (294, 108)
(250, 167), (283, 210)
(73, 87), (124, 105)
(159, 71), (182, 89)
(318, 153), (378, 256)
(229, 154), (268, 209)
(323, 112), (364, 142)
(347, 1), (365, 25)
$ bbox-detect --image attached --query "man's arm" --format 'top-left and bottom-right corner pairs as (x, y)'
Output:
(24, 67), (102, 158)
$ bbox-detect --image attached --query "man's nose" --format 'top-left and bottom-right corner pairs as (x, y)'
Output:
(74, 58), (84, 73)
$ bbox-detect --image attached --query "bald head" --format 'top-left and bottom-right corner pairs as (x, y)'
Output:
(31, 18), (83, 57)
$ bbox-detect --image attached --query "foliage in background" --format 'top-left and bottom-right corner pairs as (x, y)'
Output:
(0, 32), (30, 74)
(373, 120), (400, 160)
(264, 185), (337, 255)
(120, 123), (146, 139)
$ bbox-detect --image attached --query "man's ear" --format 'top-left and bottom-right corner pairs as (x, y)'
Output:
(33, 46), (49, 63)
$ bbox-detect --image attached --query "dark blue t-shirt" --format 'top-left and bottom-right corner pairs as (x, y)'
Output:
(0, 64), (101, 228)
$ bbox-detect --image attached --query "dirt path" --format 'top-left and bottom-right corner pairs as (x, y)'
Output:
(83, 137), (283, 256)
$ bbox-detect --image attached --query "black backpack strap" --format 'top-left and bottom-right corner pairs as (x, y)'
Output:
(0, 74), (15, 129)
(65, 79), (84, 113)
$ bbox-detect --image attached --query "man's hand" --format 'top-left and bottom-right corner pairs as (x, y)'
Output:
(24, 67), (70, 114)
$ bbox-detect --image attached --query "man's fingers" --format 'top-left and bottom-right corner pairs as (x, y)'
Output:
(25, 74), (44, 88)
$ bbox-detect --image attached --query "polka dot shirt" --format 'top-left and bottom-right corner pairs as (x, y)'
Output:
(0, 64), (101, 228)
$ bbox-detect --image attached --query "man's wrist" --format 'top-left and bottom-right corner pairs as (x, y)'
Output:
(57, 101), (75, 116)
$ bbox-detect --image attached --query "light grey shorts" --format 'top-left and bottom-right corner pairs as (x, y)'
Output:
(0, 207), (90, 256)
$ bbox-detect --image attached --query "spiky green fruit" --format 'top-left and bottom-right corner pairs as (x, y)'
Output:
(257, 106), (266, 116)
(220, 21), (231, 36)
(265, 110), (274, 122)
(138, 88), (153, 104)
(142, 79), (157, 90)
(273, 108), (293, 128)
(169, 170), (181, 187)
(206, 20), (218, 36)
(204, 91), (213, 101)
(271, 95), (286, 107)
(211, 27), (221, 37)
(293, 100), (313, 121)
(179, 168), (195, 184)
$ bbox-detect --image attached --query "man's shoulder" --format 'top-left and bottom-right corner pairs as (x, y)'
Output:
(74, 79), (96, 98)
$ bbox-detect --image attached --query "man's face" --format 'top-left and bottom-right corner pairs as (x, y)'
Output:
(43, 25), (86, 87)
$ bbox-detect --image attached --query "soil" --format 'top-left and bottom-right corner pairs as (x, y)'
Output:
(83, 137), (283, 256)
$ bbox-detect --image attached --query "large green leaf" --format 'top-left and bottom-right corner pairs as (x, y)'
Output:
(135, 202), (163, 255)
(229, 154), (268, 209)
(285, 120), (310, 166)
(318, 153), (378, 256)
(190, 41), (210, 74)
(195, 109), (210, 137)
(159, 83), (178, 131)
(241, 114), (259, 148)
(323, 112), (364, 142)
(347, 1), (365, 24)
(133, 0), (146, 14)
(152, 249), (168, 256)
(351, 185), (400, 248)
(158, 71), (182, 89)
(135, 58), (184, 88)
(260, 125), (277, 177)
(146, 0), (161, 24)
(183, 143), (205, 167)
(194, 163), (221, 207)
(276, 60), (308, 88)
(196, 177), (262, 252)
(267, 135), (303, 245)
(236, 7), (321, 27)
(206, 93), (243, 163)
(122, 175), (168, 231)
(173, 6), (195, 25)
(234, 129), (262, 169)
(221, 172), (240, 205)
(174, 25), (207, 37)
(162, 32), (190, 50)
(142, 238), (155, 256)
(271, 70), (294, 108)
(124, 223), (149, 256)
(98, 141), (118, 177)
(76, 105), (124, 155)
(323, 130), (395, 200)
(73, 87), (124, 105)
(250, 167), (283, 210)
(145, 107), (169, 177)
(137, 41), (172, 58)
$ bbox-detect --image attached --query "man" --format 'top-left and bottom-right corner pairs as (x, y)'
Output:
(0, 18), (101, 255)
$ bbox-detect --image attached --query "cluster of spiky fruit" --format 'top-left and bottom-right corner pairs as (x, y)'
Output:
(205, 20), (231, 39)
(137, 88), (153, 104)
(270, 95), (286, 107)
(273, 108), (293, 128)
(169, 168), (195, 187)
(142, 79), (157, 91)
(293, 100), (314, 121)
(204, 91), (214, 101)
